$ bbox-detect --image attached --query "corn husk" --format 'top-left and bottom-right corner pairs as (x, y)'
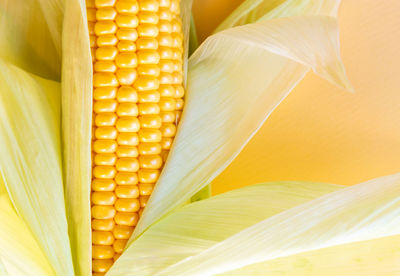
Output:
(109, 173), (400, 275)
(0, 60), (73, 275)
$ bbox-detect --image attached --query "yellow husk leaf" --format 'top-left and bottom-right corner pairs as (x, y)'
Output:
(108, 181), (343, 275)
(0, 0), (62, 80)
(0, 194), (54, 276)
(215, 0), (340, 32)
(111, 173), (400, 275)
(61, 0), (92, 275)
(221, 235), (400, 275)
(159, 173), (400, 275)
(132, 14), (352, 241)
(0, 60), (73, 275)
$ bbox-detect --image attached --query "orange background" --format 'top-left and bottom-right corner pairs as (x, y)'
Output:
(192, 0), (400, 194)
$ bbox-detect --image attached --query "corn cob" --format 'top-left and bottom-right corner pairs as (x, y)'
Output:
(86, 0), (184, 274)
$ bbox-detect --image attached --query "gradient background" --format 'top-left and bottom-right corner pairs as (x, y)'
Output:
(191, 0), (400, 194)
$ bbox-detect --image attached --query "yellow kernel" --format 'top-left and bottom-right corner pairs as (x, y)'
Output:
(173, 60), (183, 72)
(138, 103), (160, 115)
(97, 35), (118, 46)
(95, 113), (117, 127)
(161, 123), (177, 138)
(115, 198), (140, 212)
(174, 85), (185, 98)
(86, 0), (95, 8)
(116, 117), (140, 132)
(138, 12), (159, 24)
(159, 98), (176, 111)
(116, 0), (139, 14)
(94, 61), (117, 72)
(158, 8), (172, 21)
(139, 129), (162, 143)
(172, 72), (183, 84)
(88, 22), (95, 35)
(159, 0), (170, 7)
(136, 37), (158, 50)
(92, 259), (114, 273)
(172, 49), (182, 60)
(158, 47), (173, 59)
(116, 158), (139, 172)
(137, 50), (160, 65)
(175, 110), (182, 122)
(139, 208), (144, 216)
(117, 103), (138, 116)
(159, 85), (175, 97)
(95, 0), (116, 8)
(96, 8), (117, 20)
(113, 254), (121, 262)
(158, 20), (172, 33)
(95, 21), (117, 36)
(94, 100), (117, 113)
(115, 185), (139, 198)
(90, 35), (96, 47)
(158, 34), (173, 47)
(113, 225), (134, 239)
(95, 127), (118, 139)
(139, 155), (163, 169)
(138, 91), (160, 103)
(92, 205), (116, 219)
(161, 137), (173, 149)
(139, 0), (159, 12)
(113, 239), (128, 253)
(134, 76), (160, 91)
(159, 73), (173, 84)
(116, 69), (137, 85)
(117, 41), (136, 52)
(116, 29), (138, 41)
(171, 18), (182, 32)
(93, 166), (116, 179)
(94, 87), (117, 100)
(117, 133), (139, 146)
(115, 172), (138, 185)
(140, 195), (149, 207)
(93, 73), (119, 87)
(92, 245), (114, 259)
(94, 153), (117, 166)
(138, 143), (162, 155)
(114, 212), (139, 226)
(138, 24), (159, 37)
(138, 64), (160, 76)
(96, 47), (118, 60)
(92, 219), (115, 231)
(175, 98), (184, 110)
(93, 140), (117, 153)
(139, 115), (162, 128)
(92, 179), (116, 192)
(138, 169), (159, 183)
(92, 191), (117, 205)
(117, 86), (138, 102)
(116, 146), (139, 158)
(172, 34), (183, 48)
(138, 183), (154, 195)
(116, 14), (139, 28)
(160, 111), (175, 123)
(116, 53), (138, 68)
(87, 8), (97, 21)
(92, 231), (114, 245)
